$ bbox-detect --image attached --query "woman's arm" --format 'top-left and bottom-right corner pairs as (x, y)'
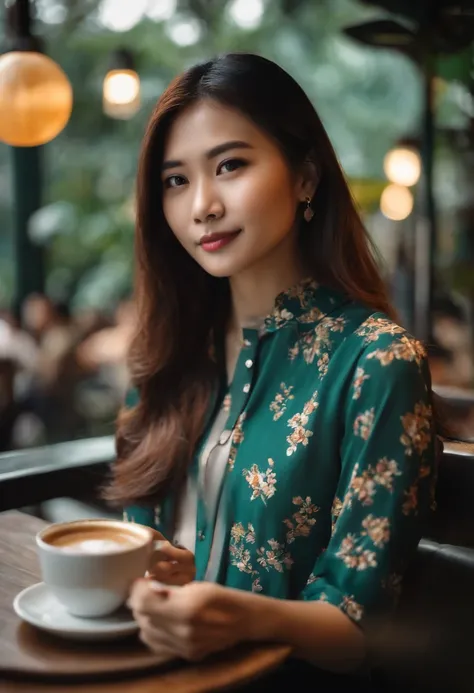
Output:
(129, 578), (364, 669)
(234, 588), (366, 673)
(238, 331), (437, 672)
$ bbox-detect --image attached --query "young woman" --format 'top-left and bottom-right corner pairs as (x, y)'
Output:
(107, 53), (437, 685)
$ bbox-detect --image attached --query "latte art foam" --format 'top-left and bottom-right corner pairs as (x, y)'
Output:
(44, 526), (145, 554)
(60, 538), (131, 554)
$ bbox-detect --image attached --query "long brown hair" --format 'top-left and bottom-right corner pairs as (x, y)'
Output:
(105, 53), (424, 508)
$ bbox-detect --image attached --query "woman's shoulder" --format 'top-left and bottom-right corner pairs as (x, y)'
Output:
(343, 306), (426, 359)
(332, 306), (430, 387)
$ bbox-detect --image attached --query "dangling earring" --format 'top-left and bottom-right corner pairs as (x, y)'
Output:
(304, 196), (314, 222)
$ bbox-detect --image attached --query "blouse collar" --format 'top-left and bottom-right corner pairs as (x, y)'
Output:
(263, 277), (351, 333)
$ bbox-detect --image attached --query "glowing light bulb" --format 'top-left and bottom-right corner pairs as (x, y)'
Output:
(380, 184), (414, 221)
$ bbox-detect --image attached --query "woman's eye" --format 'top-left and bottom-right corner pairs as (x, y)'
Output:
(217, 158), (246, 175)
(164, 174), (187, 189)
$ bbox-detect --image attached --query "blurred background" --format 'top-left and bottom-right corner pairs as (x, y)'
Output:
(0, 0), (473, 451)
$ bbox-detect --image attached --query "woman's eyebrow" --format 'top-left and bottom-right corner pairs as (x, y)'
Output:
(162, 140), (253, 172)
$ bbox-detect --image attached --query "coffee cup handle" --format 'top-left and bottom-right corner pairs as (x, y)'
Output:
(152, 539), (187, 552)
(146, 540), (179, 575)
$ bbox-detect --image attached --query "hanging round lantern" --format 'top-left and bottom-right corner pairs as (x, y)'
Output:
(0, 51), (73, 147)
(103, 48), (140, 120)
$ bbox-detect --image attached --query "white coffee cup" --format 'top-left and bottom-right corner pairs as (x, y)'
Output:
(36, 519), (164, 618)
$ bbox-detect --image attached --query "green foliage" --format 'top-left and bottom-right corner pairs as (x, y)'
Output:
(0, 0), (468, 310)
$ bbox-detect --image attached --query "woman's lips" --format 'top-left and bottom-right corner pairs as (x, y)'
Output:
(199, 230), (241, 252)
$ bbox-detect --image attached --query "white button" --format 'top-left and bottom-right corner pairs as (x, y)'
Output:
(219, 430), (231, 445)
(245, 359), (253, 368)
(243, 339), (251, 347)
(243, 383), (250, 393)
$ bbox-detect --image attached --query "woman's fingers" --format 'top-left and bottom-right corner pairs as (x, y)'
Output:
(148, 542), (196, 585)
(150, 528), (167, 542)
(138, 629), (178, 659)
(153, 541), (194, 564)
(128, 578), (171, 614)
(165, 571), (196, 586)
(152, 560), (178, 575)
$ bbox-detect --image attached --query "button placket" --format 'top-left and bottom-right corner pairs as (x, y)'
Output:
(195, 327), (259, 534)
(193, 332), (258, 576)
(223, 328), (258, 434)
(196, 328), (259, 570)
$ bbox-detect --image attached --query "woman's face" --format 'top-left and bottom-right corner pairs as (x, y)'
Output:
(161, 99), (309, 278)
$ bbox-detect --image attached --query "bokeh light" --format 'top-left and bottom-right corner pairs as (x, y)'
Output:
(384, 146), (421, 187)
(0, 51), (73, 147)
(380, 184), (414, 221)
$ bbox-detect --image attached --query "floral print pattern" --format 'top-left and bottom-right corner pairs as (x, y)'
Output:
(402, 482), (419, 516)
(228, 412), (246, 471)
(353, 408), (375, 440)
(345, 458), (402, 509)
(306, 573), (320, 586)
(336, 533), (378, 570)
(363, 515), (391, 547)
(229, 522), (257, 575)
(269, 383), (295, 421)
(289, 317), (347, 366)
(265, 307), (295, 331)
(243, 459), (277, 504)
(257, 540), (294, 573)
(366, 334), (427, 367)
(286, 426), (313, 456)
(400, 402), (433, 456)
(123, 281), (436, 629)
(284, 496), (319, 543)
(336, 515), (390, 569)
(297, 306), (325, 324)
(286, 391), (318, 456)
(331, 496), (344, 532)
(355, 317), (406, 343)
(229, 522), (293, 579)
(352, 367), (370, 400)
(341, 595), (364, 622)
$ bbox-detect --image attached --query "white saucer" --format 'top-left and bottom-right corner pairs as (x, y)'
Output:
(13, 583), (139, 642)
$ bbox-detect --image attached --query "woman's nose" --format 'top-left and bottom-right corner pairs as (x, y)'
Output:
(192, 181), (224, 224)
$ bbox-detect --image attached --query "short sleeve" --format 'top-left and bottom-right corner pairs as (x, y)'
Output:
(300, 328), (437, 628)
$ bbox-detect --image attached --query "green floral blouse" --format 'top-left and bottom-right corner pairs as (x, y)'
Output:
(123, 279), (437, 628)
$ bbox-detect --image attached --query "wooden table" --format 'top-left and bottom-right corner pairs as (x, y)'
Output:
(0, 512), (291, 692)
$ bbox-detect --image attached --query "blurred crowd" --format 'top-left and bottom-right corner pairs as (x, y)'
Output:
(0, 293), (135, 452)
(1, 288), (474, 452)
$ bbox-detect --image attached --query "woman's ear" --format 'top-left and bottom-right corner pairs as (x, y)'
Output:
(296, 159), (320, 202)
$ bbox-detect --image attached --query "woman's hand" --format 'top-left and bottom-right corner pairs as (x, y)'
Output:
(128, 580), (259, 661)
(149, 540), (196, 586)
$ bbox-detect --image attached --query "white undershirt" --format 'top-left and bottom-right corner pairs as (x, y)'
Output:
(173, 405), (232, 553)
